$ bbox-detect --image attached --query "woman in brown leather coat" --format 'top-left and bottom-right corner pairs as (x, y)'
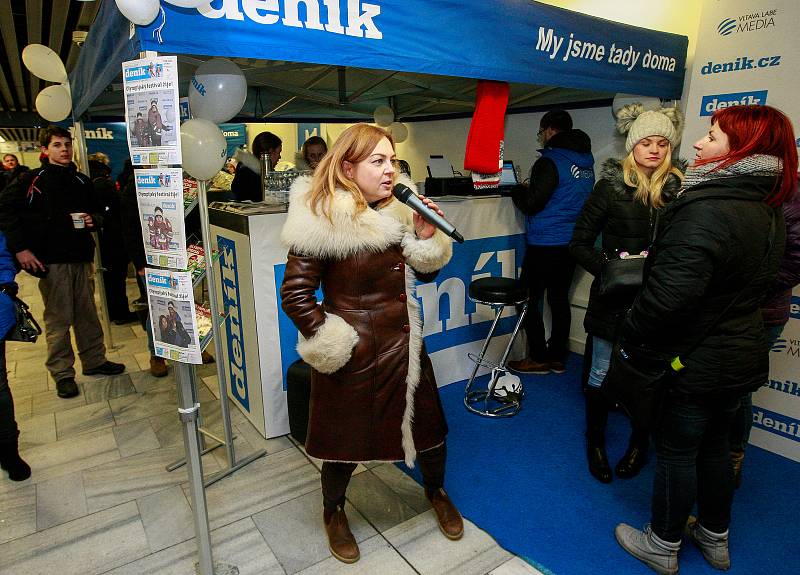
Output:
(280, 123), (463, 563)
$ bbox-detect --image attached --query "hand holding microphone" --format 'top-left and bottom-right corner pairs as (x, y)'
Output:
(392, 183), (465, 243)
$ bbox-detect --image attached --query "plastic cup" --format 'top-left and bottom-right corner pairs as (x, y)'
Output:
(70, 213), (86, 229)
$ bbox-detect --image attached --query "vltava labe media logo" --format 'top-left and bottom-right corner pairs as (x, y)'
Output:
(716, 8), (778, 36)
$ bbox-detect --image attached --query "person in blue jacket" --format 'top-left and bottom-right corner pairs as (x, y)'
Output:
(509, 109), (594, 375)
(0, 231), (31, 481)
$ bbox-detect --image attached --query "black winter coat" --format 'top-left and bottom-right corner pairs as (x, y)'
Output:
(570, 159), (682, 341)
(0, 162), (101, 264)
(621, 175), (785, 395)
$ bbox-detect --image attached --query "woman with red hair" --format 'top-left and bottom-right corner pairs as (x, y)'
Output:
(614, 105), (796, 575)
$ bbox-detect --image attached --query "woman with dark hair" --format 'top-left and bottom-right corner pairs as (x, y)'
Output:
(300, 135), (328, 171)
(615, 105), (796, 574)
(280, 123), (461, 563)
(231, 131), (282, 201)
(570, 105), (685, 484)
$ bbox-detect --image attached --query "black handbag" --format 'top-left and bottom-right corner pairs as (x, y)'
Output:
(603, 342), (671, 431)
(598, 254), (646, 298)
(2, 291), (42, 343)
(603, 210), (777, 431)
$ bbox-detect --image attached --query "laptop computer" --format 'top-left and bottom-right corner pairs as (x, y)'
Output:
(499, 161), (519, 191)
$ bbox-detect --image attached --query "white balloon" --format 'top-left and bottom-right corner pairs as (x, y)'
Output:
(373, 105), (394, 127)
(22, 44), (67, 83)
(115, 0), (160, 26)
(36, 84), (72, 122)
(388, 122), (408, 143)
(181, 119), (228, 181)
(188, 58), (247, 124)
(163, 0), (207, 7)
(612, 94), (661, 117)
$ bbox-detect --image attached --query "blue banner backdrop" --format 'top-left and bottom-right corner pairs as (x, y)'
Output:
(68, 122), (130, 183)
(219, 123), (247, 158)
(71, 1), (687, 117)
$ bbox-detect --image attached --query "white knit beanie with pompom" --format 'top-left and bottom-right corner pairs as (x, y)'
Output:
(615, 103), (684, 152)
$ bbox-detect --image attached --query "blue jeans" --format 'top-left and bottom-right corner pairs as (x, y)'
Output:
(587, 336), (613, 389)
(651, 390), (741, 542)
(729, 324), (784, 452)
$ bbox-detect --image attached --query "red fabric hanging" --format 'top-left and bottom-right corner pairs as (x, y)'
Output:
(463, 80), (510, 174)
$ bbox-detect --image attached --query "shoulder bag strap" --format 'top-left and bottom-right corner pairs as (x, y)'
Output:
(672, 209), (776, 371)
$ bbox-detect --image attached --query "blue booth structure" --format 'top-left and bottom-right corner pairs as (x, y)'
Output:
(67, 3), (688, 573)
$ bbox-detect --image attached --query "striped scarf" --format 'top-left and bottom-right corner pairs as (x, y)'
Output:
(680, 154), (783, 194)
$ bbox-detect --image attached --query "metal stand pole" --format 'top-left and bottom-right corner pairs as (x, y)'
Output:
(175, 362), (214, 575)
(167, 179), (265, 484)
(196, 179), (236, 466)
(72, 119), (116, 351)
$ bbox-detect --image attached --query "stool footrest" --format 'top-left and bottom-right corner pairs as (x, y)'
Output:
(466, 352), (505, 373)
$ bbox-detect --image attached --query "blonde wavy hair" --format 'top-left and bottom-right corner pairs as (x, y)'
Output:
(622, 144), (684, 209)
(308, 123), (396, 221)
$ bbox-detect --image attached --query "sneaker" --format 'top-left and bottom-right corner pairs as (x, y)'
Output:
(83, 360), (126, 376)
(686, 516), (730, 570)
(549, 361), (567, 374)
(615, 523), (680, 575)
(56, 377), (80, 398)
(507, 358), (551, 374)
(150, 356), (168, 378)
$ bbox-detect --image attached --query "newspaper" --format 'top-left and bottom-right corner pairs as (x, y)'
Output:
(135, 168), (188, 270)
(146, 269), (202, 364)
(123, 56), (182, 165)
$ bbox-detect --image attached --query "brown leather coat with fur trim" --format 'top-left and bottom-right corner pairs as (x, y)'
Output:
(279, 176), (452, 465)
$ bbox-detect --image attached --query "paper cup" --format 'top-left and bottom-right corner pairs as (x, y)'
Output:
(70, 213), (86, 229)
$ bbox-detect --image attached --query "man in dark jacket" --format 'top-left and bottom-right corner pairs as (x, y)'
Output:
(509, 109), (594, 374)
(1, 154), (29, 192)
(0, 126), (124, 399)
(89, 154), (136, 326)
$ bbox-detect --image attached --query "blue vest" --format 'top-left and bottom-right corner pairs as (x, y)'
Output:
(526, 147), (595, 246)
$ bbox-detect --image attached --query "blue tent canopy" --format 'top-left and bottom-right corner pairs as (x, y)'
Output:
(70, 0), (688, 118)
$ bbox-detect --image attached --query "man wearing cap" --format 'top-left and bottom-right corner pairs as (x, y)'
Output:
(509, 109), (595, 375)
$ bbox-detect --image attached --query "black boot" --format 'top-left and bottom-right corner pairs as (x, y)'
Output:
(587, 442), (612, 483)
(616, 431), (649, 479)
(0, 436), (31, 481)
(585, 387), (612, 483)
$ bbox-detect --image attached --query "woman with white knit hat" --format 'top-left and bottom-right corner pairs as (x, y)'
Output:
(570, 103), (685, 484)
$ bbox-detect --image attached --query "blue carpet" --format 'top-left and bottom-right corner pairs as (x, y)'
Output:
(401, 353), (799, 574)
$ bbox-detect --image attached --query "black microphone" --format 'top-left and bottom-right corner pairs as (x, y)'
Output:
(392, 183), (465, 243)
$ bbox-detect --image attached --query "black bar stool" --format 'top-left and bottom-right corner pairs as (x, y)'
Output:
(463, 277), (528, 417)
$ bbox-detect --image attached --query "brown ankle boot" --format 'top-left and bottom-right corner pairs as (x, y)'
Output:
(150, 356), (168, 378)
(323, 507), (360, 563)
(426, 488), (464, 540)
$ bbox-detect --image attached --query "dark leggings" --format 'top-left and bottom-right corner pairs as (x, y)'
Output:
(0, 341), (20, 444)
(321, 443), (447, 512)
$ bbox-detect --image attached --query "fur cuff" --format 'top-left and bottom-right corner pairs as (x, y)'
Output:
(234, 148), (261, 174)
(401, 230), (452, 274)
(296, 313), (359, 374)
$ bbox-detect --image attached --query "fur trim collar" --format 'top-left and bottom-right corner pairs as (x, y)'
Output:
(282, 175), (410, 259)
(233, 148), (261, 174)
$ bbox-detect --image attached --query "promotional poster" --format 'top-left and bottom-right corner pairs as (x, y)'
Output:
(123, 56), (181, 165)
(134, 168), (188, 270)
(146, 269), (202, 364)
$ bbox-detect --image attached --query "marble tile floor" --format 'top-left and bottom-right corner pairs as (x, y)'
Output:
(0, 274), (543, 574)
